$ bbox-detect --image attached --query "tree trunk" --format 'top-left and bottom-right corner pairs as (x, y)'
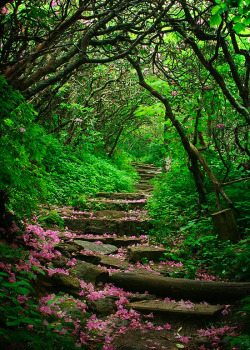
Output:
(212, 208), (240, 243)
(109, 271), (250, 303)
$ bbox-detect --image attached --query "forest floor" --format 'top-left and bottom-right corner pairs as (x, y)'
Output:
(2, 163), (248, 349)
(31, 163), (248, 350)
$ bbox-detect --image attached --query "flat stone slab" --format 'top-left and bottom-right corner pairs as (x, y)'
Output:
(64, 218), (150, 236)
(87, 199), (147, 210)
(71, 261), (109, 285)
(74, 240), (118, 255)
(95, 192), (147, 200)
(97, 255), (130, 270)
(128, 246), (166, 262)
(113, 237), (142, 247)
(128, 300), (224, 317)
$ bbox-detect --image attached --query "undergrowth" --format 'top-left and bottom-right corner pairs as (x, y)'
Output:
(147, 164), (250, 282)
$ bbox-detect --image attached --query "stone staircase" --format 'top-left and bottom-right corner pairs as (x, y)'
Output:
(37, 163), (250, 349)
(132, 162), (161, 193)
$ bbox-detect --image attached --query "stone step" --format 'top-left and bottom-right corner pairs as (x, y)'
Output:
(138, 179), (152, 184)
(138, 170), (161, 176)
(74, 240), (118, 254)
(128, 300), (224, 317)
(128, 246), (167, 262)
(69, 235), (143, 248)
(95, 192), (147, 200)
(85, 199), (147, 210)
(64, 217), (151, 236)
(132, 162), (161, 170)
(134, 184), (154, 192)
(69, 210), (146, 220)
(97, 255), (130, 270)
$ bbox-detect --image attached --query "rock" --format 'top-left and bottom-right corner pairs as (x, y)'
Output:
(60, 299), (87, 320)
(128, 300), (224, 317)
(55, 243), (82, 257)
(64, 218), (150, 236)
(113, 237), (142, 248)
(108, 317), (130, 328)
(134, 184), (154, 192)
(72, 252), (102, 264)
(71, 260), (109, 285)
(97, 254), (129, 270)
(87, 296), (118, 315)
(51, 256), (69, 268)
(118, 344), (145, 350)
(74, 236), (108, 243)
(50, 273), (81, 296)
(86, 199), (146, 211)
(128, 246), (166, 262)
(74, 240), (118, 254)
(95, 192), (147, 200)
(94, 210), (131, 219)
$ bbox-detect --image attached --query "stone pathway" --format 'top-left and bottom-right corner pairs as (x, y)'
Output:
(37, 163), (250, 349)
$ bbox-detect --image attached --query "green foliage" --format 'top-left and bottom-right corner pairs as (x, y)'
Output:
(147, 164), (201, 230)
(38, 210), (64, 227)
(0, 243), (78, 349)
(229, 296), (250, 349)
(0, 76), (137, 219)
(0, 76), (48, 217)
(43, 139), (136, 205)
(171, 235), (250, 281)
(111, 150), (139, 176)
(211, 0), (250, 32)
(147, 160), (250, 281)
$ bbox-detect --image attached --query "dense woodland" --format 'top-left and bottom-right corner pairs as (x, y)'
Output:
(0, 1), (250, 349)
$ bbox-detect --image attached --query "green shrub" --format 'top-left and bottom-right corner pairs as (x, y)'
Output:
(38, 210), (64, 227)
(0, 76), (48, 218)
(43, 141), (137, 205)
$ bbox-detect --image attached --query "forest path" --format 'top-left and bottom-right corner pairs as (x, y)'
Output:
(38, 163), (249, 349)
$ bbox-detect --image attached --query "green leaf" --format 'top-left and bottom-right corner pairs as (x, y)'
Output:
(212, 5), (221, 15)
(233, 22), (246, 33)
(176, 344), (185, 349)
(17, 287), (31, 295)
(233, 15), (242, 23)
(7, 319), (21, 326)
(210, 14), (222, 27)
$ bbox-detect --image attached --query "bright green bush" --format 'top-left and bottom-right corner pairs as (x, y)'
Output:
(147, 159), (250, 281)
(0, 76), (48, 217)
(0, 76), (137, 218)
(42, 140), (137, 205)
(38, 210), (64, 227)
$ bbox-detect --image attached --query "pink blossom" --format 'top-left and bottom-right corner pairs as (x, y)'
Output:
(1, 6), (9, 14)
(216, 123), (225, 129)
(175, 334), (190, 344)
(164, 323), (172, 330)
(172, 91), (179, 96)
(103, 345), (115, 350)
(20, 127), (26, 132)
